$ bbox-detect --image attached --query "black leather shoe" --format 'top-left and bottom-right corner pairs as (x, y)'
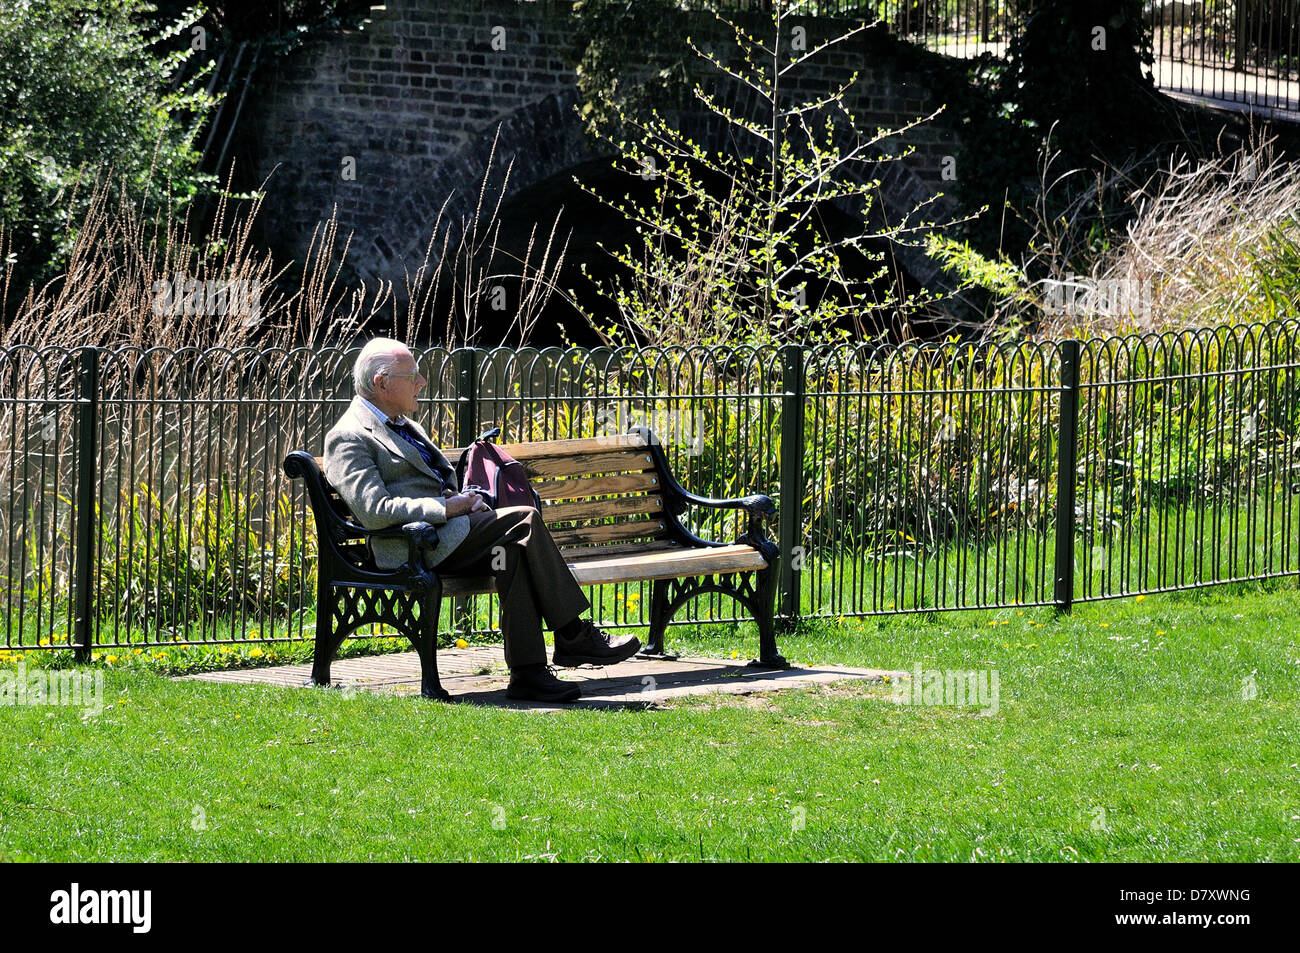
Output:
(505, 664), (581, 703)
(553, 620), (642, 667)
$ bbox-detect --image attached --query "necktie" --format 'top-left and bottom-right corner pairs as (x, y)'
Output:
(386, 419), (436, 470)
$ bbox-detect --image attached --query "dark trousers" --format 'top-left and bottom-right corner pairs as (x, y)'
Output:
(430, 506), (591, 668)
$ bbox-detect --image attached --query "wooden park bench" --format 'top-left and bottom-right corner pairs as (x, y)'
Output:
(283, 425), (784, 700)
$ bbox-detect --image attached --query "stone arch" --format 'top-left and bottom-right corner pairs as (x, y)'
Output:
(382, 81), (964, 310)
(376, 88), (613, 284)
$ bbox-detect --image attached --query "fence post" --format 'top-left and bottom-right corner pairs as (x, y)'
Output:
(1054, 340), (1081, 614)
(73, 348), (100, 662)
(454, 347), (479, 450)
(777, 343), (805, 632)
(452, 348), (479, 638)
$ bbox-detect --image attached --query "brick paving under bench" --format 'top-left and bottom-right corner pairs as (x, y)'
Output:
(178, 647), (901, 711)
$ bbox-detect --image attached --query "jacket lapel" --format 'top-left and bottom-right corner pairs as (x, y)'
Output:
(404, 416), (456, 483)
(349, 396), (440, 480)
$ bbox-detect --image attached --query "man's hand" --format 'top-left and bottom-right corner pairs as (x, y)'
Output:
(442, 488), (490, 517)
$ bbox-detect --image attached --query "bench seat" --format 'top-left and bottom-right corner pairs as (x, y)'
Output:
(438, 542), (770, 596)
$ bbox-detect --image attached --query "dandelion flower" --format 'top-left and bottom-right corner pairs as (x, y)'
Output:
(455, 638), (469, 649)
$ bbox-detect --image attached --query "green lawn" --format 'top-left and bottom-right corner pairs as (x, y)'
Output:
(2, 583), (1298, 861)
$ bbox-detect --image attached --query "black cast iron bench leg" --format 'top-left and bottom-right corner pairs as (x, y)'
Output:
(416, 581), (450, 700)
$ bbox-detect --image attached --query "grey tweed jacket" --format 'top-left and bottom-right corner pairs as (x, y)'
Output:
(322, 397), (471, 569)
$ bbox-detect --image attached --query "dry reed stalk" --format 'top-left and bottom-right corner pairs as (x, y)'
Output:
(1012, 122), (1300, 338)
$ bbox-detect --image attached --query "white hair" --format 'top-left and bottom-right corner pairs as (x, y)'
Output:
(353, 337), (409, 397)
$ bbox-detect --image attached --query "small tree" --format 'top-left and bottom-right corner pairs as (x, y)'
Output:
(570, 0), (980, 348)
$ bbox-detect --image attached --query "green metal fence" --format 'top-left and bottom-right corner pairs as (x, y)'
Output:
(2, 321), (1299, 654)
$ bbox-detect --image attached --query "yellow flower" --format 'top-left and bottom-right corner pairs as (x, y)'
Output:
(249, 647), (263, 658)
(455, 638), (469, 649)
(38, 638), (49, 646)
(133, 648), (143, 655)
(1099, 623), (1110, 628)
(730, 651), (739, 659)
(106, 655), (118, 664)
(1135, 594), (1146, 602)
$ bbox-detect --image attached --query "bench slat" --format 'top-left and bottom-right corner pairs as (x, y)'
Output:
(563, 539), (682, 561)
(549, 517), (666, 548)
(523, 450), (656, 479)
(534, 471), (661, 501)
(542, 494), (663, 523)
(493, 433), (647, 459)
(443, 575), (496, 597)
(440, 543), (764, 593)
(572, 544), (767, 585)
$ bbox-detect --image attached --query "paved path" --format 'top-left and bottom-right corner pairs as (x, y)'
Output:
(178, 646), (900, 712)
(1151, 58), (1299, 120)
(929, 40), (1298, 121)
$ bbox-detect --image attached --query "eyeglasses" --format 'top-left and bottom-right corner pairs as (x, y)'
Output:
(380, 369), (424, 381)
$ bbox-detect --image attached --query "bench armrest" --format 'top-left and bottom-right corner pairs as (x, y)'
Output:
(285, 451), (446, 589)
(675, 489), (776, 556)
(628, 425), (777, 557)
(368, 521), (442, 572)
(673, 490), (776, 517)
(628, 425), (775, 518)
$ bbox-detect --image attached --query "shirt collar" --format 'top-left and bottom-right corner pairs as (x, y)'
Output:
(360, 396), (403, 426)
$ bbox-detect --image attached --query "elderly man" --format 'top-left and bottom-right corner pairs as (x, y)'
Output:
(323, 338), (640, 703)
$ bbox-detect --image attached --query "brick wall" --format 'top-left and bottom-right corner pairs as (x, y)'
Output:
(249, 0), (966, 304)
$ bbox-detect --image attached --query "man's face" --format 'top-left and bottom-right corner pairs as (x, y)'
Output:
(373, 349), (427, 419)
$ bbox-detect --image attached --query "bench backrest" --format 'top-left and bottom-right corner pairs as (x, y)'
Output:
(288, 431), (673, 569)
(483, 433), (669, 557)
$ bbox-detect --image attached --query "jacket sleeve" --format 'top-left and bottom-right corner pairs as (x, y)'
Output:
(323, 428), (452, 528)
